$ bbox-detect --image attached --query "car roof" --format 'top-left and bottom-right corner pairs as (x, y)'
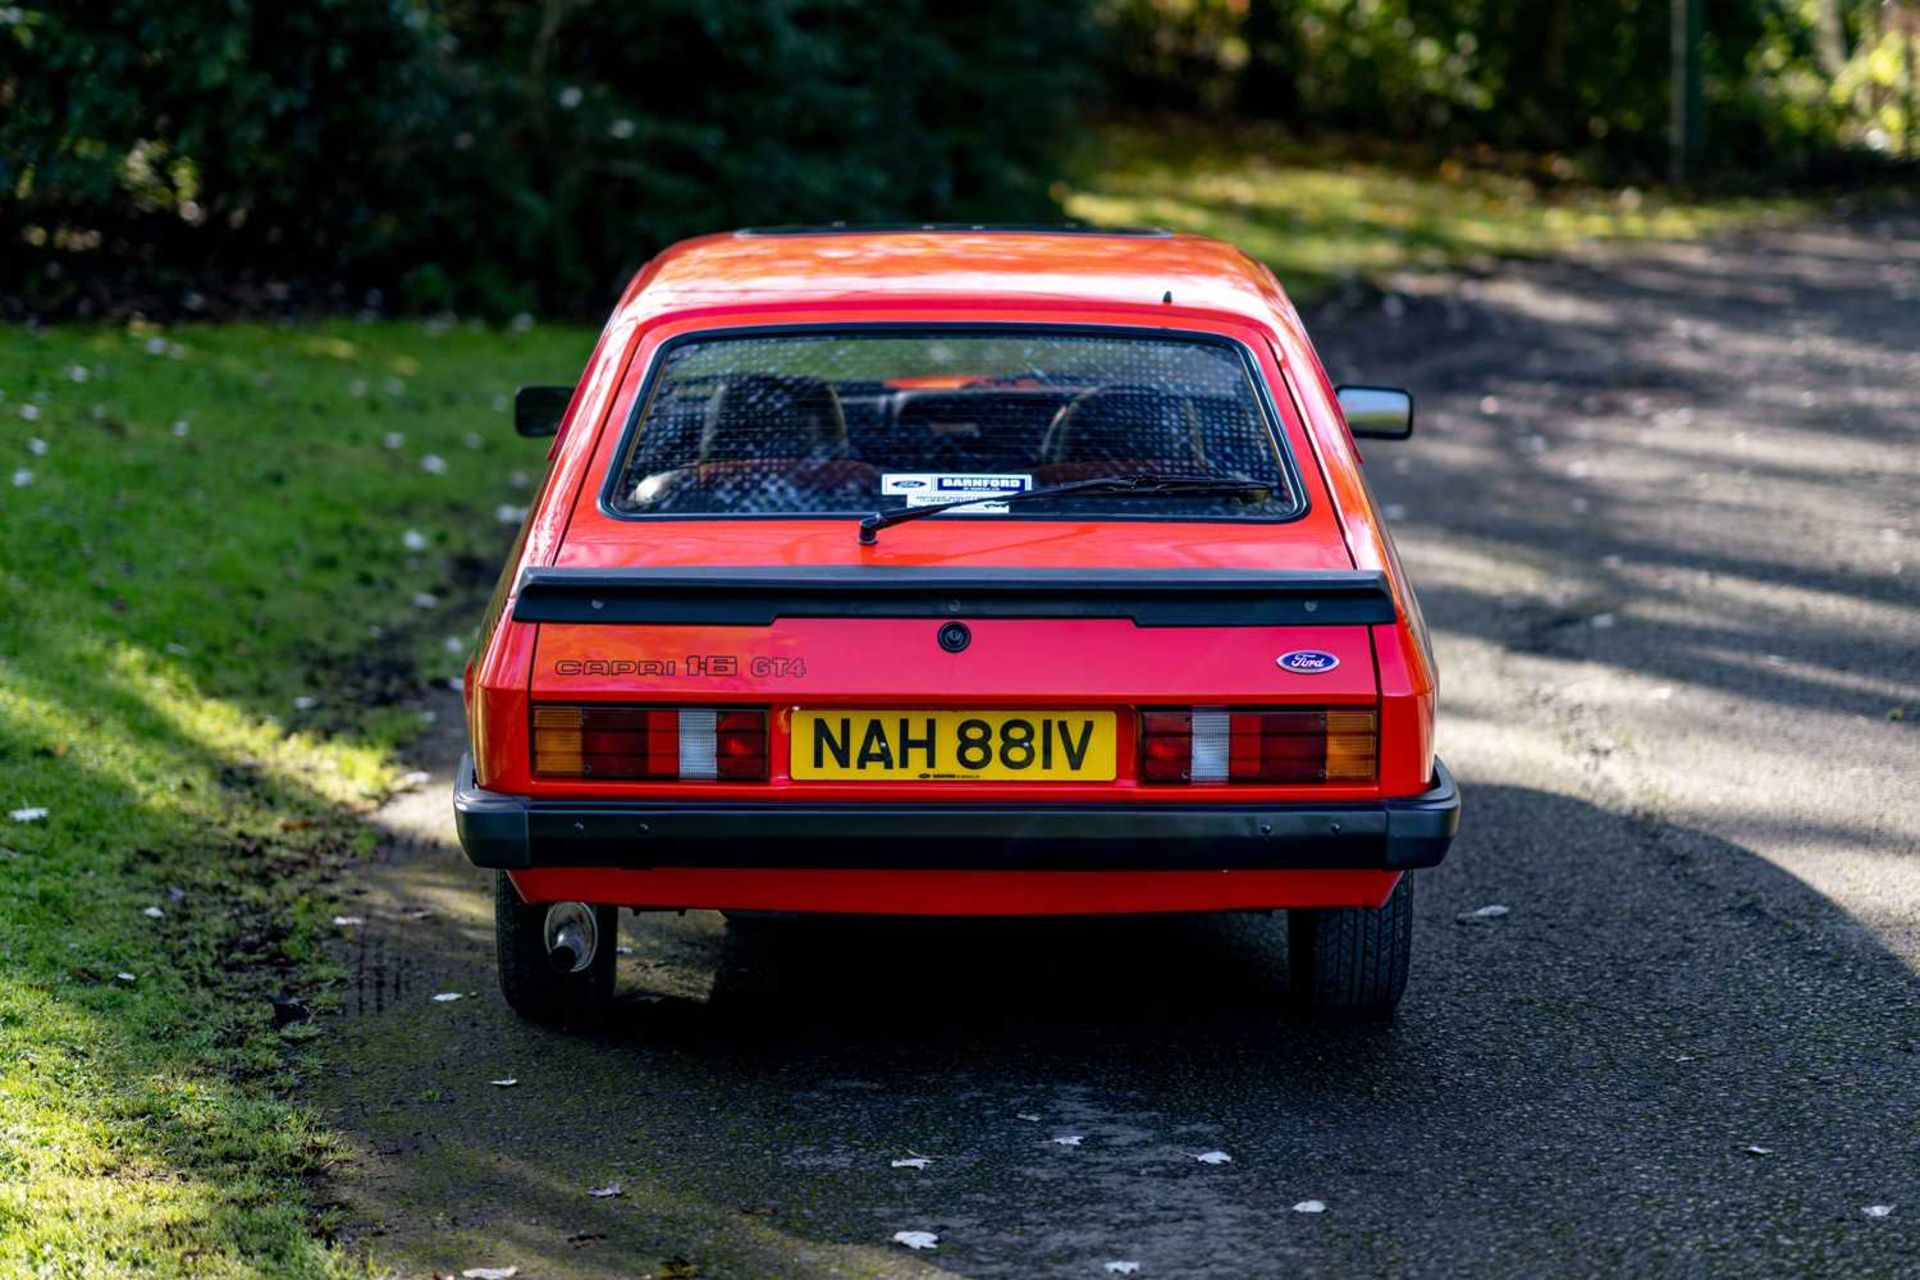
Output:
(614, 227), (1298, 330)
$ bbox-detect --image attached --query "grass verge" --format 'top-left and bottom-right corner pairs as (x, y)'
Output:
(1061, 120), (1838, 299)
(0, 318), (591, 1276)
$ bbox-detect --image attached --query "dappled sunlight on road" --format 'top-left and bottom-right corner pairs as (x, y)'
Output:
(310, 211), (1920, 1277)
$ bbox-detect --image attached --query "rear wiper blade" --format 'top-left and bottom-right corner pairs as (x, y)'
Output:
(857, 473), (1272, 545)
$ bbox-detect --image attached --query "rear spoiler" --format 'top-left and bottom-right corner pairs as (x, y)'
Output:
(511, 566), (1395, 628)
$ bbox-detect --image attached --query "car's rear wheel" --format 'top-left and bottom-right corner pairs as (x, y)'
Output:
(494, 871), (617, 1026)
(1288, 874), (1413, 1020)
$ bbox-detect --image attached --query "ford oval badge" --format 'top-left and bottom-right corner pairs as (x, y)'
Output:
(1276, 649), (1340, 674)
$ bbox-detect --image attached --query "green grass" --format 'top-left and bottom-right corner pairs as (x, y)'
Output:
(1062, 121), (1824, 300)
(0, 319), (592, 1276)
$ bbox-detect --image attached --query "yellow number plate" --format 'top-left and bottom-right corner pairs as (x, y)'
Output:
(790, 710), (1117, 781)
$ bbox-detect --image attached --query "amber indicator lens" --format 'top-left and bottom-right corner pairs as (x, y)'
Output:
(532, 705), (768, 780)
(1140, 707), (1377, 784)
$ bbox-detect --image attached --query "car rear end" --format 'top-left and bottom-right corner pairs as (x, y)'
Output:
(461, 312), (1456, 1021)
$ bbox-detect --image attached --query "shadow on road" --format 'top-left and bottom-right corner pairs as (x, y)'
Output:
(319, 784), (1918, 1279)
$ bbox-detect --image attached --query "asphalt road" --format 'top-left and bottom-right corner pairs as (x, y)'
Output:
(312, 210), (1918, 1279)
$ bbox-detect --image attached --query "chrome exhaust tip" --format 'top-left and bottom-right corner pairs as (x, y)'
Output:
(543, 901), (600, 974)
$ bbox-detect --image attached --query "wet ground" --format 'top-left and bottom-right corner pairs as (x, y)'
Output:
(310, 211), (1919, 1278)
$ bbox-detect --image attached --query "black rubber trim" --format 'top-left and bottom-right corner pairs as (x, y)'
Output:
(510, 566), (1396, 627)
(453, 755), (1458, 873)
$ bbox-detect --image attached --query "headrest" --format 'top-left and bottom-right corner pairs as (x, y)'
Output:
(700, 373), (849, 462)
(1042, 384), (1201, 467)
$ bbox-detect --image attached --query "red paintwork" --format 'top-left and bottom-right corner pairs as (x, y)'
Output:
(512, 868), (1402, 915)
(468, 229), (1439, 913)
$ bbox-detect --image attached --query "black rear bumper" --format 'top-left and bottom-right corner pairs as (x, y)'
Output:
(453, 756), (1459, 873)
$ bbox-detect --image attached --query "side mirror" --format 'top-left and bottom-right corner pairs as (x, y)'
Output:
(1335, 385), (1414, 440)
(514, 385), (573, 438)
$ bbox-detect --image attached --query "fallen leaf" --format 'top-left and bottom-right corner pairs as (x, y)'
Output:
(891, 1156), (932, 1170)
(116, 972), (137, 983)
(1105, 1264), (1141, 1275)
(1016, 1112), (1041, 1122)
(1457, 904), (1510, 924)
(1292, 1199), (1327, 1213)
(1050, 1135), (1084, 1147)
(332, 915), (365, 927)
(402, 529), (428, 551)
(659, 1259), (698, 1279)
(431, 992), (463, 1003)
(490, 1078), (519, 1088)
(9, 807), (48, 823)
(739, 1204), (777, 1216)
(461, 1269), (519, 1280)
(1194, 1151), (1231, 1165)
(589, 1182), (622, 1198)
(142, 906), (164, 919)
(891, 1230), (938, 1251)
(1862, 1204), (1893, 1219)
(399, 770), (432, 789)
(1742, 1145), (1773, 1156)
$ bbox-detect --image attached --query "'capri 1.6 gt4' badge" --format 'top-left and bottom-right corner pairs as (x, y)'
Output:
(1276, 649), (1340, 674)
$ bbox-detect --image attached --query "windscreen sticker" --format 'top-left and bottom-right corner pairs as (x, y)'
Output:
(880, 473), (1033, 512)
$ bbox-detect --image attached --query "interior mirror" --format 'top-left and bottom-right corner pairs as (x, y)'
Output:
(1336, 385), (1414, 440)
(514, 385), (573, 438)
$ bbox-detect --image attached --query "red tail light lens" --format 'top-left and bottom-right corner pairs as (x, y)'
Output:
(532, 705), (767, 780)
(1140, 708), (1376, 784)
(1141, 711), (1195, 781)
(715, 710), (770, 780)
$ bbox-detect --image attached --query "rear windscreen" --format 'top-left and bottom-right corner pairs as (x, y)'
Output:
(603, 329), (1301, 519)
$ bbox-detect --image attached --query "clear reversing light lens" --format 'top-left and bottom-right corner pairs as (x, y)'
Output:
(532, 705), (768, 780)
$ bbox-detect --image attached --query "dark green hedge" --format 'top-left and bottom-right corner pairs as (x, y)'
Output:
(2, 1), (1095, 318)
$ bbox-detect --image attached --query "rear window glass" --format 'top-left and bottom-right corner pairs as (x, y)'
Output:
(604, 330), (1301, 520)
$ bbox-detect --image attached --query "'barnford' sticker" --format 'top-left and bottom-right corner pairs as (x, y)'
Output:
(1276, 650), (1340, 674)
(881, 472), (1032, 512)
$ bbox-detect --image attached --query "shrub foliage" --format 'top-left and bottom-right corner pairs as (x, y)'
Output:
(2, 1), (1093, 317)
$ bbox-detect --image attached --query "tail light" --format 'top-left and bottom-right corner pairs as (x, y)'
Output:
(1140, 708), (1376, 784)
(532, 705), (768, 780)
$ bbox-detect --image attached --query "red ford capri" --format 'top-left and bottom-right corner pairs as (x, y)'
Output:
(456, 225), (1458, 1024)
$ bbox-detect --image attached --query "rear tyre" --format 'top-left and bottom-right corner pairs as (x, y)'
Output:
(494, 871), (617, 1027)
(1288, 874), (1413, 1020)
